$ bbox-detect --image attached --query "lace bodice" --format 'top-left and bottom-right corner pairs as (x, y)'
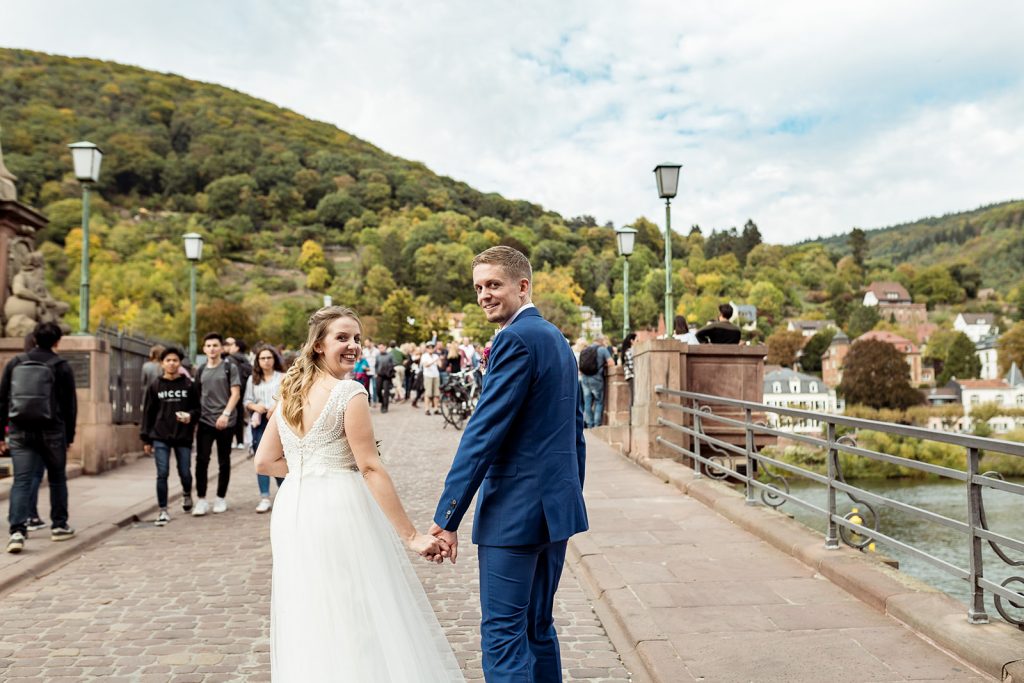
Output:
(276, 380), (367, 477)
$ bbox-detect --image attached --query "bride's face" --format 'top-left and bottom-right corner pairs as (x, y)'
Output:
(316, 316), (362, 378)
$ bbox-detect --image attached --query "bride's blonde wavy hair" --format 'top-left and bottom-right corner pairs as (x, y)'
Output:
(279, 305), (361, 430)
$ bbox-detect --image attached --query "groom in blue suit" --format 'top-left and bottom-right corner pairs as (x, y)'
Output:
(431, 246), (588, 682)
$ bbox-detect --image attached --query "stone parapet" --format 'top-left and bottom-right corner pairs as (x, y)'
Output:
(0, 335), (142, 474)
(625, 340), (766, 467)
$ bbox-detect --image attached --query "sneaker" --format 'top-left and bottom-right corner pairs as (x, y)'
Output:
(182, 494), (193, 512)
(50, 526), (76, 542)
(192, 498), (209, 516)
(26, 517), (47, 531)
(255, 497), (272, 514)
(155, 510), (171, 527)
(212, 498), (228, 514)
(6, 532), (25, 554)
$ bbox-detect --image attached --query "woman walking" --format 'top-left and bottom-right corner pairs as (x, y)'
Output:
(245, 345), (285, 513)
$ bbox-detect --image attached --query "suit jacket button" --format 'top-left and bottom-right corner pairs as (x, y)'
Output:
(445, 510), (452, 518)
(450, 499), (456, 506)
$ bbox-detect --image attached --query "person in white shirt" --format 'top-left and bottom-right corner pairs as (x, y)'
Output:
(672, 315), (700, 345)
(420, 346), (441, 416)
(244, 346), (285, 513)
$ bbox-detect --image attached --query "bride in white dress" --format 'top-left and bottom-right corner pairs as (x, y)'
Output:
(254, 306), (464, 682)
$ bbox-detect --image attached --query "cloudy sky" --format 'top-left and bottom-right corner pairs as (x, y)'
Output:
(3, 1), (1023, 243)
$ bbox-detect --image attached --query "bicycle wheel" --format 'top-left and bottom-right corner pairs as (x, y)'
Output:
(439, 396), (460, 429)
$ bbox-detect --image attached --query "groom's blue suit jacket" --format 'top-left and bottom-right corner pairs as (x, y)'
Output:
(434, 307), (589, 546)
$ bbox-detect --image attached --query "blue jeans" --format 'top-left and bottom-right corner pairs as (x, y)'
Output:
(252, 418), (283, 495)
(580, 375), (605, 428)
(8, 427), (68, 534)
(153, 441), (193, 509)
(28, 456), (44, 519)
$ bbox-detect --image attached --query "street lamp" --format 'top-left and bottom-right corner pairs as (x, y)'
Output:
(183, 232), (204, 362)
(653, 163), (681, 337)
(615, 226), (637, 339)
(68, 141), (103, 334)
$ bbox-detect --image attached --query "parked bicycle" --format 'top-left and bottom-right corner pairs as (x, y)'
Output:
(439, 369), (479, 430)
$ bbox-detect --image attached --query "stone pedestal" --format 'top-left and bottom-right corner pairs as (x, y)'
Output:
(596, 365), (632, 452)
(627, 340), (767, 467)
(630, 339), (688, 462)
(0, 335), (142, 474)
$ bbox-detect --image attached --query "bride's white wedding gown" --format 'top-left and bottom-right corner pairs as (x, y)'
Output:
(270, 380), (464, 682)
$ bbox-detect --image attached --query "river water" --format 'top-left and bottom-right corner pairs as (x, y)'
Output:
(774, 476), (1024, 612)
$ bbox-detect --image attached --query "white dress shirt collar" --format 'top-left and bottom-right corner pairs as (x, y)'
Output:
(500, 302), (536, 331)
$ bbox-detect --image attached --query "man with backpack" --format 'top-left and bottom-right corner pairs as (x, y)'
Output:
(0, 322), (78, 553)
(223, 337), (252, 451)
(375, 342), (396, 414)
(192, 332), (241, 516)
(578, 336), (613, 429)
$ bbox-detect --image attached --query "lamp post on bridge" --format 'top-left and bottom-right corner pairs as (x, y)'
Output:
(653, 163), (681, 337)
(183, 233), (204, 363)
(615, 226), (637, 340)
(68, 141), (103, 334)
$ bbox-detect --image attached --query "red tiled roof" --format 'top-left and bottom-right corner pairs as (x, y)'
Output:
(957, 379), (1011, 390)
(856, 330), (918, 353)
(865, 281), (911, 301)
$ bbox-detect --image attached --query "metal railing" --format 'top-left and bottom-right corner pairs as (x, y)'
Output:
(96, 326), (163, 425)
(654, 386), (1024, 629)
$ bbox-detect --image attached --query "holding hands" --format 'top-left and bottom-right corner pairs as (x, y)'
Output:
(406, 524), (459, 565)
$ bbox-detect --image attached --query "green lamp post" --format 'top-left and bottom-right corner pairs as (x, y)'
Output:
(653, 163), (682, 337)
(68, 141), (103, 334)
(183, 232), (204, 363)
(615, 226), (638, 339)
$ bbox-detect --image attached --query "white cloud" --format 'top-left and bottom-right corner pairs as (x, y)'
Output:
(2, 0), (1023, 243)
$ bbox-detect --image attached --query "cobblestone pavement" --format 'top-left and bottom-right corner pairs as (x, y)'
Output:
(0, 401), (630, 682)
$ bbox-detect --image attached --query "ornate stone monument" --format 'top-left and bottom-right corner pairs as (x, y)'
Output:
(0, 136), (69, 335)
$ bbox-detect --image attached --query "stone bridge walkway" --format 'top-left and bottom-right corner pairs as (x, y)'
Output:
(0, 402), (992, 682)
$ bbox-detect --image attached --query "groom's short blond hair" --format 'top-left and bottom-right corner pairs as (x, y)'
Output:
(473, 246), (532, 284)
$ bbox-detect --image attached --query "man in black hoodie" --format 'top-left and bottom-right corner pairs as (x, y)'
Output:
(0, 322), (77, 553)
(141, 347), (199, 526)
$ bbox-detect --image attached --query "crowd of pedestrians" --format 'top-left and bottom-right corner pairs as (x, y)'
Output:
(2, 303), (738, 547)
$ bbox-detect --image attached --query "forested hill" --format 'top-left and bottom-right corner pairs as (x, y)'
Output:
(805, 200), (1024, 292)
(1, 47), (1021, 351)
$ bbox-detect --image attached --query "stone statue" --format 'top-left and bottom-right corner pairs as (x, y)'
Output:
(4, 250), (70, 337)
(0, 134), (17, 202)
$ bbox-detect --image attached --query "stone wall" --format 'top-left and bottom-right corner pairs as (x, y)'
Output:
(0, 336), (143, 474)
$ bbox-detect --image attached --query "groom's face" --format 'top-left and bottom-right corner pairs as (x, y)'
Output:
(474, 263), (527, 325)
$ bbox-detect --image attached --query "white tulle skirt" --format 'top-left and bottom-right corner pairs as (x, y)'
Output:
(270, 471), (464, 682)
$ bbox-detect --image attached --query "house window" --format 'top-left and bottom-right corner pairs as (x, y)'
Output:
(809, 382), (818, 393)
(970, 395), (979, 405)
(887, 292), (899, 300)
(790, 381), (800, 393)
(772, 382), (782, 393)
(1016, 395), (1024, 406)
(995, 394), (1004, 405)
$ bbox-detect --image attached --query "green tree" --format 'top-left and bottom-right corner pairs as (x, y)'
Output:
(413, 243), (474, 307)
(849, 227), (868, 268)
(938, 332), (981, 384)
(316, 191), (361, 228)
(205, 173), (259, 219)
(846, 305), (880, 338)
(748, 280), (785, 324)
(377, 288), (418, 343)
(839, 339), (925, 409)
(911, 265), (964, 306)
(800, 328), (836, 374)
(196, 299), (258, 342)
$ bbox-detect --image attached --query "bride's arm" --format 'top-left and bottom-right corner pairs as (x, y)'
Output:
(345, 394), (445, 561)
(254, 410), (289, 477)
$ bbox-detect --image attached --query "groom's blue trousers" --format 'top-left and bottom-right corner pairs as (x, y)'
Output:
(478, 540), (567, 682)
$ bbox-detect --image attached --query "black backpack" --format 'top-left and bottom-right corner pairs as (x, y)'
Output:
(9, 354), (62, 425)
(579, 345), (601, 376)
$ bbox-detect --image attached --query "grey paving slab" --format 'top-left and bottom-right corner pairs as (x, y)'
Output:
(576, 437), (990, 682)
